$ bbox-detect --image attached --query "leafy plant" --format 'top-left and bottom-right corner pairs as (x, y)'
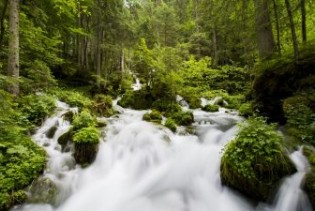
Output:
(143, 110), (162, 124)
(165, 118), (177, 132)
(73, 127), (100, 145)
(72, 109), (96, 131)
(202, 104), (219, 112)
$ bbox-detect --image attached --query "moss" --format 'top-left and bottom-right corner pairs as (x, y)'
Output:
(143, 110), (162, 124)
(118, 89), (154, 110)
(165, 119), (177, 132)
(151, 100), (181, 117)
(239, 102), (253, 117)
(170, 111), (194, 126)
(73, 127), (100, 165)
(12, 190), (27, 204)
(202, 104), (219, 112)
(92, 94), (114, 117)
(220, 117), (296, 201)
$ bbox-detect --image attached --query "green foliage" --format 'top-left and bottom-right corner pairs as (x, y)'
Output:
(18, 94), (56, 125)
(283, 94), (315, 145)
(202, 104), (219, 112)
(170, 111), (194, 126)
(73, 109), (95, 131)
(143, 110), (162, 124)
(165, 118), (177, 132)
(55, 90), (92, 109)
(202, 90), (245, 110)
(221, 117), (296, 200)
(92, 94), (114, 117)
(151, 100), (182, 117)
(73, 126), (100, 145)
(239, 102), (253, 117)
(118, 90), (154, 110)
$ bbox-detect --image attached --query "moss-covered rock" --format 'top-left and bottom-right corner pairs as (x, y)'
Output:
(57, 128), (73, 149)
(151, 100), (181, 117)
(143, 110), (162, 124)
(170, 111), (194, 126)
(73, 127), (100, 165)
(118, 89), (154, 110)
(92, 94), (114, 117)
(202, 104), (219, 112)
(220, 117), (296, 201)
(55, 90), (92, 109)
(165, 119), (177, 132)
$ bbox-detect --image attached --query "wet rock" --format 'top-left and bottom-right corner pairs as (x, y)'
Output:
(46, 125), (58, 139)
(27, 177), (58, 204)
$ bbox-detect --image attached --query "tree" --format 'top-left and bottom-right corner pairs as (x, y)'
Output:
(253, 0), (275, 59)
(284, 0), (298, 60)
(7, 0), (19, 95)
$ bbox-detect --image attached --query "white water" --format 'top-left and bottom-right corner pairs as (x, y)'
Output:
(132, 77), (142, 91)
(12, 100), (312, 211)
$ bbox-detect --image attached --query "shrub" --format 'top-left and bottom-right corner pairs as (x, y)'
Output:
(165, 119), (177, 132)
(73, 127), (100, 145)
(220, 117), (296, 200)
(19, 94), (56, 125)
(92, 94), (114, 117)
(72, 109), (95, 131)
(118, 89), (154, 110)
(151, 100), (181, 117)
(202, 104), (219, 112)
(143, 110), (162, 124)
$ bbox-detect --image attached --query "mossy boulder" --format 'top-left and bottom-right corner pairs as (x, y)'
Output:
(73, 126), (100, 165)
(151, 100), (182, 117)
(118, 89), (154, 110)
(92, 94), (114, 117)
(57, 128), (73, 149)
(72, 109), (96, 131)
(202, 104), (219, 112)
(46, 125), (58, 138)
(170, 111), (194, 126)
(220, 117), (296, 201)
(165, 119), (177, 132)
(143, 110), (162, 124)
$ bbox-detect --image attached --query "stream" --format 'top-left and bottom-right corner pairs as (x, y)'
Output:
(11, 99), (312, 211)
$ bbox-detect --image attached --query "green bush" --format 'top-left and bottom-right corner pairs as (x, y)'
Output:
(220, 117), (296, 200)
(170, 111), (194, 126)
(239, 102), (253, 117)
(202, 104), (219, 112)
(165, 119), (177, 132)
(151, 100), (181, 117)
(143, 110), (162, 124)
(92, 94), (114, 117)
(19, 94), (56, 125)
(118, 90), (154, 110)
(73, 109), (95, 131)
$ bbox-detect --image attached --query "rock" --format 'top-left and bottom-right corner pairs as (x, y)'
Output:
(27, 177), (58, 204)
(46, 125), (58, 139)
(57, 128), (73, 149)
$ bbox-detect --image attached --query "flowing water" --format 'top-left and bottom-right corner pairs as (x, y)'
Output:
(11, 100), (313, 211)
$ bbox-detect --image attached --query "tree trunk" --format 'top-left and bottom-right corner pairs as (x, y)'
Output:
(96, 0), (101, 88)
(301, 0), (306, 42)
(253, 0), (275, 59)
(0, 0), (8, 48)
(285, 0), (299, 60)
(272, 0), (281, 55)
(7, 0), (19, 96)
(212, 25), (218, 67)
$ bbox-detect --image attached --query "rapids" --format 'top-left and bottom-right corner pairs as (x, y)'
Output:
(11, 100), (312, 211)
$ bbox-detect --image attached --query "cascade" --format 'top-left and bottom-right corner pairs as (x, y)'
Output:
(11, 100), (312, 211)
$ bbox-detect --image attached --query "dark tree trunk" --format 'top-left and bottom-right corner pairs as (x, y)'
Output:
(301, 0), (307, 42)
(285, 0), (299, 60)
(253, 0), (275, 59)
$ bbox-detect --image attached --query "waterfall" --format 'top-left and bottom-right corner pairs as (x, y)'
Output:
(11, 101), (312, 211)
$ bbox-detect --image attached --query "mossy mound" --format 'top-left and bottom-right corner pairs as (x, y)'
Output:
(143, 110), (162, 124)
(73, 126), (100, 165)
(170, 111), (194, 126)
(164, 119), (177, 132)
(202, 104), (219, 112)
(239, 102), (253, 117)
(54, 90), (92, 109)
(92, 94), (114, 117)
(252, 46), (315, 123)
(72, 109), (96, 131)
(151, 100), (181, 117)
(220, 117), (296, 201)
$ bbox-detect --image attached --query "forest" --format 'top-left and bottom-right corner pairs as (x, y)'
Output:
(0, 0), (315, 210)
